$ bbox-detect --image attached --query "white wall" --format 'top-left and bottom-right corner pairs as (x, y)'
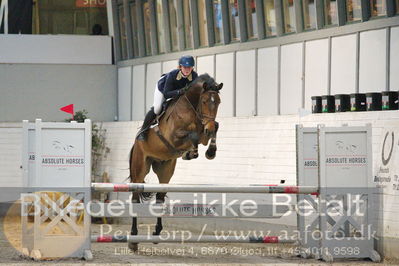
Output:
(359, 29), (387, 93)
(145, 63), (162, 111)
(2, 113), (399, 187)
(0, 35), (112, 64)
(196, 55), (215, 76)
(0, 124), (22, 187)
(132, 65), (146, 121)
(162, 60), (178, 73)
(390, 26), (399, 90)
(236, 50), (256, 116)
(3, 112), (389, 190)
(280, 43), (303, 115)
(216, 53), (235, 117)
(304, 39), (329, 111)
(331, 34), (357, 95)
(258, 47), (278, 116)
(117, 67), (132, 121)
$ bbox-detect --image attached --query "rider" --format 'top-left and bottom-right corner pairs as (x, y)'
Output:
(136, 55), (198, 141)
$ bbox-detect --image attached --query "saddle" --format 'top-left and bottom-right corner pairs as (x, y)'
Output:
(155, 84), (189, 124)
(152, 98), (174, 127)
(150, 98), (185, 156)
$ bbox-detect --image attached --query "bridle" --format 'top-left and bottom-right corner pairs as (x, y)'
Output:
(184, 90), (219, 127)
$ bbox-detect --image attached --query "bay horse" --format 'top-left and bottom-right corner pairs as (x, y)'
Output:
(128, 74), (222, 251)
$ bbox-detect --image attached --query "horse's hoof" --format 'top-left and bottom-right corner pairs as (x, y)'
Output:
(205, 150), (216, 160)
(182, 152), (191, 160)
(152, 232), (159, 244)
(128, 242), (138, 252)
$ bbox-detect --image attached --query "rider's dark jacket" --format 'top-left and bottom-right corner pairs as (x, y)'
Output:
(158, 69), (198, 99)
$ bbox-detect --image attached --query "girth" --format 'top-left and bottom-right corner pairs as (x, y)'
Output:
(153, 125), (185, 156)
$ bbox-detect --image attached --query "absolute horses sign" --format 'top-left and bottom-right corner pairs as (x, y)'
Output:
(21, 119), (92, 259)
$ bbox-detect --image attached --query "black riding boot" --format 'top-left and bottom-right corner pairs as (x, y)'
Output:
(136, 107), (156, 141)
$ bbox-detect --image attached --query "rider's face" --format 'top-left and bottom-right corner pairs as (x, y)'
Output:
(180, 66), (193, 76)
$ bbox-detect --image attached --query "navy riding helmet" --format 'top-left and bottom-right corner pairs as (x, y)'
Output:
(178, 55), (195, 67)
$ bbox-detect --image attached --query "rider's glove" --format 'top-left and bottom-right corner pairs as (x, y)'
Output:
(178, 88), (185, 96)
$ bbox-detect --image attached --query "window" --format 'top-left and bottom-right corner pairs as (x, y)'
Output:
(130, 1), (139, 57)
(198, 0), (208, 46)
(156, 0), (166, 53)
(169, 0), (179, 51)
(245, 0), (258, 39)
(263, 0), (276, 36)
(324, 0), (338, 25)
(228, 0), (240, 41)
(346, 0), (362, 22)
(142, 0), (152, 55)
(213, 0), (223, 44)
(303, 0), (317, 30)
(118, 5), (128, 59)
(183, 1), (193, 49)
(36, 0), (108, 35)
(370, 0), (386, 17)
(282, 0), (296, 33)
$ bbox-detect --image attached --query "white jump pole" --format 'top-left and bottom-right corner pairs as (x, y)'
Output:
(91, 183), (319, 194)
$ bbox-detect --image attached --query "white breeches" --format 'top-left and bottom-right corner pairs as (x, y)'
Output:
(153, 87), (165, 115)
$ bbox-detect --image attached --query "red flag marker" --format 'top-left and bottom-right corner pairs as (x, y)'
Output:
(60, 104), (74, 120)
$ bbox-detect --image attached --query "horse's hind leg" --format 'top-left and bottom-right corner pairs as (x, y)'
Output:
(129, 144), (152, 251)
(130, 192), (140, 251)
(152, 159), (177, 237)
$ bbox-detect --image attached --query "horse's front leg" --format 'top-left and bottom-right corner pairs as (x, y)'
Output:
(205, 137), (217, 159)
(182, 145), (199, 160)
(205, 121), (218, 160)
(181, 130), (199, 160)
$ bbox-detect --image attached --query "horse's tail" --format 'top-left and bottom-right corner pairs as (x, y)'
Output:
(127, 144), (135, 182)
(139, 191), (156, 202)
(128, 143), (155, 202)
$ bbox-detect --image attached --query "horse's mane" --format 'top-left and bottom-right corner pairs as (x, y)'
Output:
(189, 73), (218, 92)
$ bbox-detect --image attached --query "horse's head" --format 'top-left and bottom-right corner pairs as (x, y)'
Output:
(199, 81), (223, 137)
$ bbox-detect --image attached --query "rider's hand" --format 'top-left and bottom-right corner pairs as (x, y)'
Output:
(178, 88), (185, 95)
